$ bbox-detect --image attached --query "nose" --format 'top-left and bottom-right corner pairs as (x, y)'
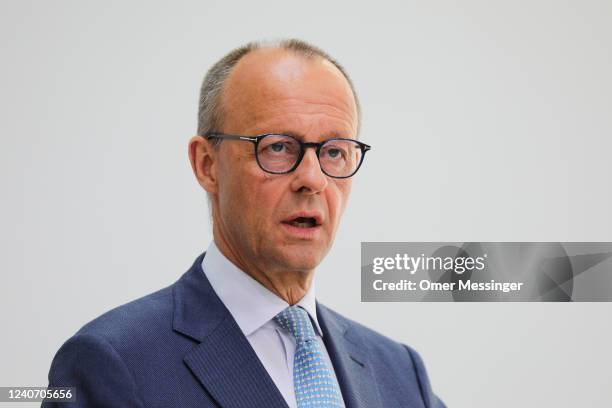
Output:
(290, 148), (328, 194)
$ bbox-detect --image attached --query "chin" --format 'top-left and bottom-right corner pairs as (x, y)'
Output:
(276, 248), (326, 272)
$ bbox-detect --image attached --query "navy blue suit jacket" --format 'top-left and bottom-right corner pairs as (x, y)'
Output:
(44, 253), (446, 407)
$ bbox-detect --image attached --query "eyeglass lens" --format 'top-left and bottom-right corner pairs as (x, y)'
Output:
(257, 134), (363, 177)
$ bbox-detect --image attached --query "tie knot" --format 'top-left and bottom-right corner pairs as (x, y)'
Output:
(274, 306), (317, 343)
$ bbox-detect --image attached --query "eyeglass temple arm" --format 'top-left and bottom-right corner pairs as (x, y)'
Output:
(204, 133), (258, 142)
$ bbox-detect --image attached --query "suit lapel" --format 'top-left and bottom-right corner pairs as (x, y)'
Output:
(183, 317), (289, 408)
(173, 253), (288, 408)
(317, 303), (383, 408)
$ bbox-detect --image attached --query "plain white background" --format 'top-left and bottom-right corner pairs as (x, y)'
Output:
(1, 1), (611, 406)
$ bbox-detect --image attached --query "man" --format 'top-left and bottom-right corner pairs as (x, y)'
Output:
(44, 39), (446, 407)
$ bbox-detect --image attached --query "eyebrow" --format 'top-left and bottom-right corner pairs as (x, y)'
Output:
(274, 130), (351, 140)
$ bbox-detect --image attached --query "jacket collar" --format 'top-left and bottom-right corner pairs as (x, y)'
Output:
(173, 252), (382, 408)
(174, 252), (289, 407)
(201, 241), (323, 338)
(317, 303), (383, 408)
(172, 252), (225, 342)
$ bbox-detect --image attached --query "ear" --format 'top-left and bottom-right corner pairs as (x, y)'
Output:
(188, 135), (218, 195)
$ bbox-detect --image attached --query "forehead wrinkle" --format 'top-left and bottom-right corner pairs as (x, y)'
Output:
(249, 110), (355, 140)
(235, 96), (357, 136)
(231, 85), (355, 117)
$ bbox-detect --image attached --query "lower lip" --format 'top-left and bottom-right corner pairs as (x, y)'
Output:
(280, 222), (322, 239)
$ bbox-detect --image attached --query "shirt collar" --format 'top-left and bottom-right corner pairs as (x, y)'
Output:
(201, 241), (323, 337)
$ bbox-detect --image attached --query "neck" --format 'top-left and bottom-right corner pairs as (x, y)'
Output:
(212, 230), (314, 306)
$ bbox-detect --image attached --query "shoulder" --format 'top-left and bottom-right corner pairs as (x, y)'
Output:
(45, 286), (177, 407)
(318, 303), (412, 355)
(52, 281), (188, 371)
(318, 303), (446, 407)
(75, 284), (174, 345)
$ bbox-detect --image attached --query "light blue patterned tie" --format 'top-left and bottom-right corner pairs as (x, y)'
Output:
(274, 306), (344, 408)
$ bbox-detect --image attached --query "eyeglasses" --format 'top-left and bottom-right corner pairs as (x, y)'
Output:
(203, 133), (371, 179)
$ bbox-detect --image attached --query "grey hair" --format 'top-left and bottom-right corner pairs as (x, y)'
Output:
(197, 38), (361, 144)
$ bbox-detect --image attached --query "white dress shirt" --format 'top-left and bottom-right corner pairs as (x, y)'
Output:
(201, 241), (345, 408)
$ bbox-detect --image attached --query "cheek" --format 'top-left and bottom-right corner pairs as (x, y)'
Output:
(218, 165), (258, 228)
(236, 175), (288, 228)
(256, 178), (289, 214)
(327, 181), (352, 227)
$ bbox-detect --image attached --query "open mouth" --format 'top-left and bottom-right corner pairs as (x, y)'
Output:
(284, 217), (318, 228)
(282, 212), (322, 230)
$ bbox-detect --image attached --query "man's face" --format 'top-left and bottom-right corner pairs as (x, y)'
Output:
(211, 49), (359, 274)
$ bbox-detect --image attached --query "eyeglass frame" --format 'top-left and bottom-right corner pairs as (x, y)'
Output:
(201, 132), (371, 179)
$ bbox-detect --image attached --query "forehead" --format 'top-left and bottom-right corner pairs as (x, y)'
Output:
(221, 48), (358, 137)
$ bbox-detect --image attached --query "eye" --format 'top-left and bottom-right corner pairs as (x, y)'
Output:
(326, 148), (341, 158)
(269, 142), (286, 152)
(260, 138), (299, 156)
(321, 144), (347, 161)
